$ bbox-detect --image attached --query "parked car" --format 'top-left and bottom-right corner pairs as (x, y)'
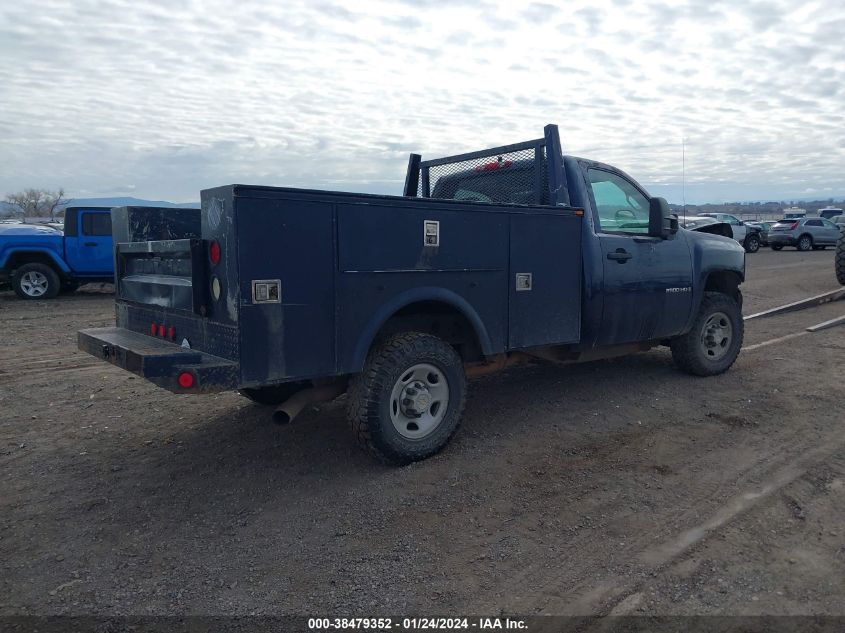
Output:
(768, 217), (842, 251)
(831, 215), (845, 228)
(78, 125), (746, 465)
(818, 207), (844, 220)
(698, 213), (762, 253)
(754, 221), (777, 246)
(676, 216), (739, 240)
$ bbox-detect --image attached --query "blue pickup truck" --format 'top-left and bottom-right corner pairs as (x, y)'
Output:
(0, 207), (114, 299)
(79, 125), (746, 464)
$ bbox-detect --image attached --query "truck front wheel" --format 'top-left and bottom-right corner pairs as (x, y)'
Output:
(836, 232), (845, 286)
(12, 263), (61, 300)
(670, 291), (744, 376)
(346, 332), (466, 465)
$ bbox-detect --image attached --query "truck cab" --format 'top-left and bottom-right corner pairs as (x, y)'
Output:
(0, 207), (114, 299)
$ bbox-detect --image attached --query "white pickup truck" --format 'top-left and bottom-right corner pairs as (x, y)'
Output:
(699, 213), (762, 253)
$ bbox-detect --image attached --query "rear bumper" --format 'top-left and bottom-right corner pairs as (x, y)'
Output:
(78, 327), (239, 393)
(768, 234), (797, 245)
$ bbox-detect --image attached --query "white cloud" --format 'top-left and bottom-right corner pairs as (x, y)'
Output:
(0, 0), (843, 203)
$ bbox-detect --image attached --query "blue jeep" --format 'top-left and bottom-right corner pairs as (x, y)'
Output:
(0, 207), (114, 299)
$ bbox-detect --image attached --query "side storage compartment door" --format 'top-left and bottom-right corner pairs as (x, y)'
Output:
(508, 212), (582, 349)
(236, 197), (336, 384)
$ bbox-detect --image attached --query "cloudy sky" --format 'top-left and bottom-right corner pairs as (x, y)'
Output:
(1, 0), (844, 204)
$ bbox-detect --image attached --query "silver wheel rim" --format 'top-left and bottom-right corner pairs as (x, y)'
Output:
(800, 237), (811, 250)
(700, 311), (733, 361)
(389, 363), (450, 440)
(20, 271), (49, 297)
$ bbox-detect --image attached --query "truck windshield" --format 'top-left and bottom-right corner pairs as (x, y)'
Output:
(587, 168), (650, 234)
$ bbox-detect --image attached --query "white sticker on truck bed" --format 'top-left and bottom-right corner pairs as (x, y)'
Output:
(424, 220), (440, 247)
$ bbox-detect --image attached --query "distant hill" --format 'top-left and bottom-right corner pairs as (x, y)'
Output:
(60, 197), (199, 209)
(0, 197), (199, 217)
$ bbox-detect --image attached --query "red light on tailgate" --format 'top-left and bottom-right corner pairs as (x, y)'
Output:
(150, 323), (157, 336)
(168, 326), (176, 340)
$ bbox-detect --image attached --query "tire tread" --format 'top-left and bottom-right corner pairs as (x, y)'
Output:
(671, 291), (744, 376)
(346, 332), (466, 465)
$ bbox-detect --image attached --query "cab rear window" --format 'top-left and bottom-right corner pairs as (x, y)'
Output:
(82, 213), (112, 236)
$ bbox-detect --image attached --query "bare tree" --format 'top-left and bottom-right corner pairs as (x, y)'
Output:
(4, 188), (70, 221)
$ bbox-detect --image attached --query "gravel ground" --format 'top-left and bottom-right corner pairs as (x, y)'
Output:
(0, 248), (843, 617)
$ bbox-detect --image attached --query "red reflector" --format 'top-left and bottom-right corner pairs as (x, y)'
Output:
(209, 240), (221, 265)
(168, 326), (176, 340)
(474, 159), (512, 172)
(158, 324), (166, 337)
(177, 371), (195, 389)
(150, 323), (157, 336)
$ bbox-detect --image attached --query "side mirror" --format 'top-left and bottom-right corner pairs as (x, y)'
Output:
(649, 197), (674, 238)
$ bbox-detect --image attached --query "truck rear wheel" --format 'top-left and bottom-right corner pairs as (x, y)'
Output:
(836, 232), (845, 286)
(12, 263), (60, 300)
(670, 291), (743, 376)
(346, 332), (466, 465)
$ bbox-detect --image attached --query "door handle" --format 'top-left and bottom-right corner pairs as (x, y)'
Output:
(607, 249), (632, 262)
(84, 242), (97, 246)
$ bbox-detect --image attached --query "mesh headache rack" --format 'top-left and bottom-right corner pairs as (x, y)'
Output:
(403, 123), (570, 207)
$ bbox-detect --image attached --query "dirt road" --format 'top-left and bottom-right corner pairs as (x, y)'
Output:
(1, 250), (843, 617)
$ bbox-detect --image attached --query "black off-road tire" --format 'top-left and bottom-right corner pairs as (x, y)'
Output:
(797, 234), (813, 251)
(346, 332), (466, 465)
(771, 244), (783, 251)
(670, 291), (744, 377)
(744, 234), (760, 253)
(12, 262), (60, 300)
(836, 232), (845, 286)
(239, 382), (308, 405)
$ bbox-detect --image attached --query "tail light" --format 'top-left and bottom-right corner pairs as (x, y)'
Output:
(168, 326), (176, 340)
(209, 240), (221, 266)
(177, 371), (195, 389)
(150, 323), (157, 336)
(157, 324), (166, 337)
(790, 221), (800, 230)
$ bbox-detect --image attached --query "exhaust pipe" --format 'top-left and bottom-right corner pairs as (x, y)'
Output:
(272, 380), (347, 424)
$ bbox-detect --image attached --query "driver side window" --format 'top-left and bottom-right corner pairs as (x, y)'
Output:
(587, 168), (650, 235)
